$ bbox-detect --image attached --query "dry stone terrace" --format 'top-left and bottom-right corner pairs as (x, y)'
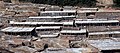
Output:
(0, 1), (120, 53)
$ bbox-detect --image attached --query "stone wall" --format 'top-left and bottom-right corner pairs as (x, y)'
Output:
(97, 0), (113, 5)
(11, 0), (19, 4)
